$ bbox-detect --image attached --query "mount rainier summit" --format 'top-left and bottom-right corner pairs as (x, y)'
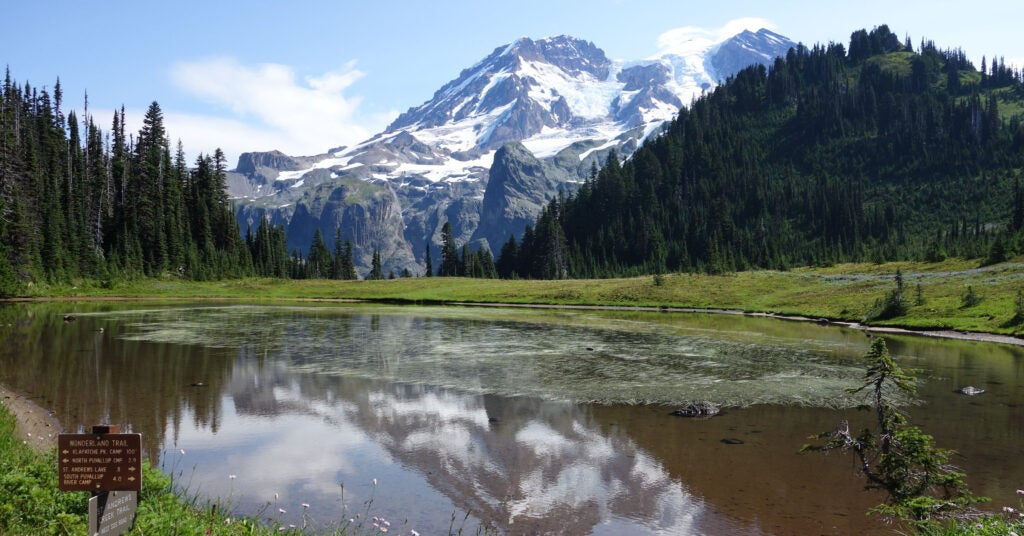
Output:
(229, 28), (796, 276)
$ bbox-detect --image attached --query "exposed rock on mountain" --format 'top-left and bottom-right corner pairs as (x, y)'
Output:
(710, 29), (795, 81)
(475, 142), (568, 253)
(237, 178), (417, 277)
(230, 28), (797, 276)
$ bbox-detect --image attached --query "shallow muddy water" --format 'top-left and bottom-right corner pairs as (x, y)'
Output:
(1, 302), (1022, 535)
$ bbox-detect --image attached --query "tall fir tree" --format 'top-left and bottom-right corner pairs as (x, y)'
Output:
(366, 249), (384, 280)
(306, 228), (332, 278)
(424, 243), (433, 277)
(439, 221), (459, 277)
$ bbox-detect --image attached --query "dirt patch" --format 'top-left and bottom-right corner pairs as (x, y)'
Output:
(0, 383), (61, 453)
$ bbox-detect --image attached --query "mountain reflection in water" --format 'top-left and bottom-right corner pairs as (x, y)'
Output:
(2, 303), (1022, 535)
(174, 355), (737, 535)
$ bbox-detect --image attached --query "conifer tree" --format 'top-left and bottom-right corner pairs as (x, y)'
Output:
(439, 221), (459, 276)
(341, 240), (357, 280)
(306, 228), (332, 278)
(367, 249), (384, 280)
(496, 235), (518, 279)
(332, 228), (345, 279)
(424, 243), (433, 277)
(135, 101), (170, 275)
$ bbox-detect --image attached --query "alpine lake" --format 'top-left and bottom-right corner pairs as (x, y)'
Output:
(2, 301), (1023, 535)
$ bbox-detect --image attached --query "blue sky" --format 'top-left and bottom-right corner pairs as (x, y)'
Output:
(4, 1), (1022, 166)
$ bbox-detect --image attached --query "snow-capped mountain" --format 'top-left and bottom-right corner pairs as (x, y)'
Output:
(230, 28), (796, 276)
(710, 29), (795, 79)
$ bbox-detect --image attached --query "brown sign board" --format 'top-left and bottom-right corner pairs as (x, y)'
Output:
(58, 433), (142, 492)
(89, 490), (138, 536)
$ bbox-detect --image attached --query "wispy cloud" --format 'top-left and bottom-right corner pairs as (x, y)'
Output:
(168, 57), (396, 165)
(655, 17), (777, 55)
(162, 113), (302, 164)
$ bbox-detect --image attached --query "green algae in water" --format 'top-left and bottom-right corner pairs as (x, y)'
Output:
(90, 304), (883, 408)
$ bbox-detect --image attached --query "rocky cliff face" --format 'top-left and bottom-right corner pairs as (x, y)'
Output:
(473, 142), (570, 253)
(227, 151), (323, 197)
(230, 29), (797, 277)
(238, 177), (416, 276)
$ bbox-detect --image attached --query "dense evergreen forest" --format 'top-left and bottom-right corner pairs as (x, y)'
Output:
(0, 70), (255, 291)
(499, 25), (1024, 278)
(0, 70), (379, 292)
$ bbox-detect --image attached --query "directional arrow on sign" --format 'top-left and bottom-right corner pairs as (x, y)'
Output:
(58, 432), (142, 492)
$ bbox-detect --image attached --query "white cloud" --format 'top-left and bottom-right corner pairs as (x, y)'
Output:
(166, 57), (397, 166)
(88, 106), (299, 169)
(655, 17), (777, 55)
(162, 112), (301, 166)
(716, 17), (777, 41)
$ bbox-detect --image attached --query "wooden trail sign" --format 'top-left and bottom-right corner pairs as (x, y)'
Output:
(58, 426), (142, 492)
(88, 490), (138, 536)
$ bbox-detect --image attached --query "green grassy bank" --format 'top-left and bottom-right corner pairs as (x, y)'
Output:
(21, 257), (1024, 339)
(0, 402), (435, 535)
(0, 402), (268, 534)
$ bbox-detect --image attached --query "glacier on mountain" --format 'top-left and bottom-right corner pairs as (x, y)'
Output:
(229, 27), (796, 276)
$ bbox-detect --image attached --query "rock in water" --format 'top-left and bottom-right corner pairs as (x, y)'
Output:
(671, 401), (720, 417)
(958, 386), (985, 395)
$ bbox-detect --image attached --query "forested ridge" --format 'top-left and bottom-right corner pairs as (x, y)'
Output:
(499, 25), (1024, 279)
(0, 67), (362, 292)
(0, 70), (260, 291)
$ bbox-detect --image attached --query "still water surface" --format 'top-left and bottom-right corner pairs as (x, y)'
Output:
(1, 302), (1023, 535)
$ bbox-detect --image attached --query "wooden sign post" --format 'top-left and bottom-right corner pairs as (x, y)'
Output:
(58, 425), (142, 536)
(88, 490), (138, 536)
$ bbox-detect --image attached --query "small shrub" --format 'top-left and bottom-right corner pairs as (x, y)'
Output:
(961, 286), (982, 308)
(865, 271), (907, 321)
(803, 337), (986, 527)
(1003, 290), (1024, 328)
(865, 292), (908, 321)
(983, 236), (1009, 266)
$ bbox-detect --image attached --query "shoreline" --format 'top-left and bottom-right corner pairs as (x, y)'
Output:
(449, 301), (1024, 347)
(11, 293), (1024, 347)
(0, 297), (1020, 453)
(0, 382), (61, 452)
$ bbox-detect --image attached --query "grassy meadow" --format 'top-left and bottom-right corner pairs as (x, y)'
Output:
(21, 257), (1024, 339)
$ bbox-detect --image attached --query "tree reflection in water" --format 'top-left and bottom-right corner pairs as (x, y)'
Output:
(1, 303), (1021, 535)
